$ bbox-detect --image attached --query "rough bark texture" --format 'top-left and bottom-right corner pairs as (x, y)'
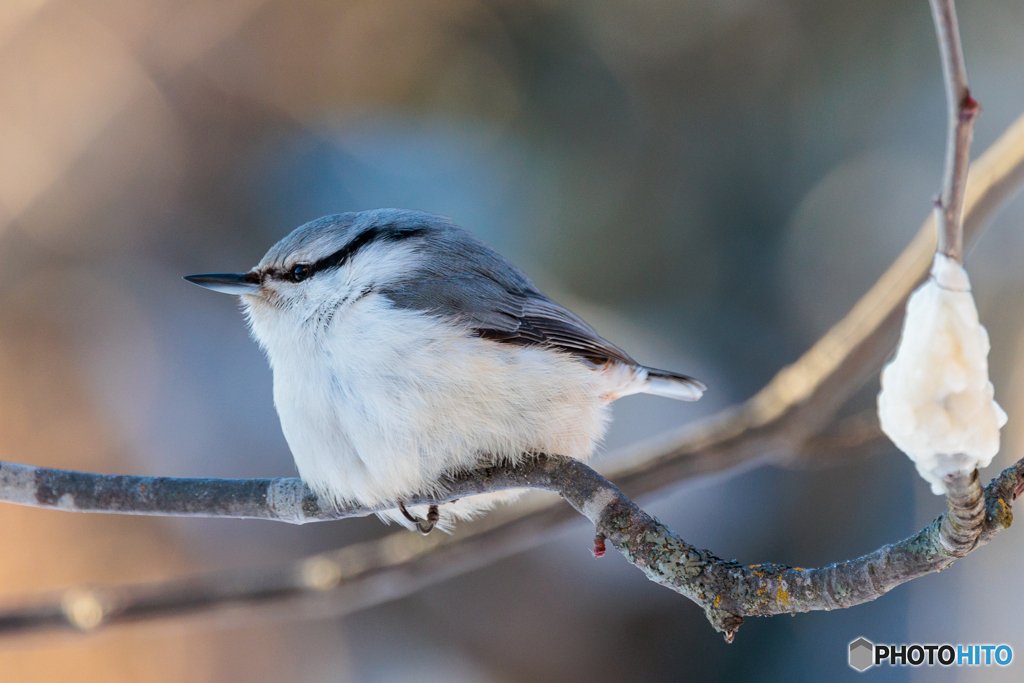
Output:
(587, 460), (1016, 642)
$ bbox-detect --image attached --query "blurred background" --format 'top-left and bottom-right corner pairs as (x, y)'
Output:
(0, 0), (1022, 680)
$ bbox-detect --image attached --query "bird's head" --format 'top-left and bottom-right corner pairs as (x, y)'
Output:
(185, 209), (439, 349)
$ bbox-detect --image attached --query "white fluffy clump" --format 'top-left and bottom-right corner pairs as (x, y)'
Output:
(877, 253), (1007, 494)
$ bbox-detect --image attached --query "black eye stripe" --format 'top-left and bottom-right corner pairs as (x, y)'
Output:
(280, 225), (428, 281)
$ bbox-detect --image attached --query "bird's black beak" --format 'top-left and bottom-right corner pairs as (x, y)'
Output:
(183, 272), (261, 295)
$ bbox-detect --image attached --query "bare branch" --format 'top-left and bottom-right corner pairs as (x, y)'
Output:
(0, 414), (882, 640)
(605, 460), (1015, 642)
(930, 0), (980, 262)
(2, 452), (1021, 643)
(0, 458), (539, 525)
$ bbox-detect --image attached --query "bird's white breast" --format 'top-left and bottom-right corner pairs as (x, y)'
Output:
(249, 293), (618, 510)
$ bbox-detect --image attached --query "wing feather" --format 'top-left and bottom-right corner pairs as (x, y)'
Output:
(473, 293), (636, 366)
(377, 225), (635, 367)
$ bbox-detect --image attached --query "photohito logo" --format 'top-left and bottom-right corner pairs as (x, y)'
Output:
(849, 638), (1013, 671)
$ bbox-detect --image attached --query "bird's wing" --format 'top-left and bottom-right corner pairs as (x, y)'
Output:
(471, 292), (637, 366)
(383, 269), (636, 367)
(377, 223), (636, 366)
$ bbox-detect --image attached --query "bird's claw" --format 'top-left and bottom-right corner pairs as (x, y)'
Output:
(398, 501), (440, 535)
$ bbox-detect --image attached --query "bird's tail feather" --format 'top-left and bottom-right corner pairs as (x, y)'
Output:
(641, 368), (706, 402)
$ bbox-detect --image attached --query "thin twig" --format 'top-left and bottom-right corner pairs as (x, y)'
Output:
(930, 0), (980, 262)
(0, 110), (1022, 641)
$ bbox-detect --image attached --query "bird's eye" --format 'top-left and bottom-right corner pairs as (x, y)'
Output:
(290, 264), (309, 282)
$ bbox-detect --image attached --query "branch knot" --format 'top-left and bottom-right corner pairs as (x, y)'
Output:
(938, 469), (985, 556)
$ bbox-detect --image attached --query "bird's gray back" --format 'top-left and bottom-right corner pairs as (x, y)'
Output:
(372, 212), (636, 366)
(262, 208), (635, 366)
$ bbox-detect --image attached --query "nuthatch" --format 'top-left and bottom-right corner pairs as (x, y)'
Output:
(186, 209), (704, 532)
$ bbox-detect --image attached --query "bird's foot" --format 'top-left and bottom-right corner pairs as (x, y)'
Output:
(398, 501), (440, 535)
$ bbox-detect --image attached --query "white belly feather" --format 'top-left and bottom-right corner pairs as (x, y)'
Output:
(259, 295), (630, 529)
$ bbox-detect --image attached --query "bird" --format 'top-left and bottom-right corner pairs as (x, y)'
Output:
(185, 209), (704, 533)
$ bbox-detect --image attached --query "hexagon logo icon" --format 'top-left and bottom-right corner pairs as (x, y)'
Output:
(849, 638), (874, 671)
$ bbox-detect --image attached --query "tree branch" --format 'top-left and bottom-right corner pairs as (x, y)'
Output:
(930, 0), (980, 262)
(594, 458), (1010, 642)
(0, 459), (498, 524)
(2, 452), (1020, 643)
(0, 109), (1022, 641)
